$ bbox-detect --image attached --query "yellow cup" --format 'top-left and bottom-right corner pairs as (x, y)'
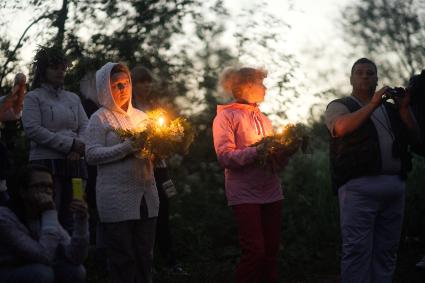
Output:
(72, 178), (84, 200)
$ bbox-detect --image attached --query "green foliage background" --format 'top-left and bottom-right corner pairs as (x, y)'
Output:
(1, 0), (425, 282)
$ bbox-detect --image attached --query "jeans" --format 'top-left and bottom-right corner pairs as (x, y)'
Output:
(338, 175), (405, 283)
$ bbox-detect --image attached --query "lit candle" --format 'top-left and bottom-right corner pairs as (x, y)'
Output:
(158, 116), (165, 127)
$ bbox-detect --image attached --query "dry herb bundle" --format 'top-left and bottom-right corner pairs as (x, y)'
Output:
(114, 109), (195, 159)
(252, 123), (309, 167)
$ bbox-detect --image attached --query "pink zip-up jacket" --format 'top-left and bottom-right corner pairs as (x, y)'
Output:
(213, 102), (283, 206)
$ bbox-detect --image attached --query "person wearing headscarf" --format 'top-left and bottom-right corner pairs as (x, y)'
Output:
(85, 62), (159, 283)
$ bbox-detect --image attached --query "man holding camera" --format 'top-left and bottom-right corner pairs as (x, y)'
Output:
(325, 58), (421, 283)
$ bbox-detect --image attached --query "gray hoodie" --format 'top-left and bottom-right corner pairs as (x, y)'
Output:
(84, 62), (159, 223)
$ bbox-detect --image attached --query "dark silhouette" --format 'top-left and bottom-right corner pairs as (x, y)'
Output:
(325, 58), (421, 282)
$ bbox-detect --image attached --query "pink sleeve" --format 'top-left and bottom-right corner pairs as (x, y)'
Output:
(212, 112), (258, 169)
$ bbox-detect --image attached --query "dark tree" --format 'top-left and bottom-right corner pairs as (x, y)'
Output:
(342, 0), (425, 83)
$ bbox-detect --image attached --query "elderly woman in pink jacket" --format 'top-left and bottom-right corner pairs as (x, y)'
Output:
(213, 67), (290, 283)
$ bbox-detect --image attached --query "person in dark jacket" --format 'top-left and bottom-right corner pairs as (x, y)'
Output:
(0, 164), (89, 283)
(324, 58), (421, 283)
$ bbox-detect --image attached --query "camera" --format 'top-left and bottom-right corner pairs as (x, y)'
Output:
(382, 87), (406, 101)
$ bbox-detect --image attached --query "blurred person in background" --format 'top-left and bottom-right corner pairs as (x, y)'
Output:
(131, 65), (187, 275)
(0, 73), (26, 205)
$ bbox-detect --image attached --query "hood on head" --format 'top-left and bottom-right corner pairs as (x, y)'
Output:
(96, 62), (133, 114)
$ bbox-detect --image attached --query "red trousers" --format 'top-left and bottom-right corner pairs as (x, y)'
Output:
(232, 200), (282, 283)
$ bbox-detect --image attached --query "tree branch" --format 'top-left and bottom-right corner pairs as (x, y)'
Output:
(0, 12), (54, 86)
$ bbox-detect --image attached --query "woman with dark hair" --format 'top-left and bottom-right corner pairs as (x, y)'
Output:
(213, 67), (292, 283)
(85, 62), (159, 283)
(131, 65), (155, 110)
(21, 46), (88, 233)
(131, 65), (187, 274)
(0, 164), (89, 283)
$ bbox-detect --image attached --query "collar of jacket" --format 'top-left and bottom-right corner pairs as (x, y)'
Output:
(216, 102), (261, 113)
(41, 83), (63, 97)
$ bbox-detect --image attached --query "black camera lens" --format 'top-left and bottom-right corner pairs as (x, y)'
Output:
(382, 87), (405, 100)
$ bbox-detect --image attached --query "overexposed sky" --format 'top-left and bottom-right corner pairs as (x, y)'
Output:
(223, 0), (353, 121)
(4, 0), (355, 122)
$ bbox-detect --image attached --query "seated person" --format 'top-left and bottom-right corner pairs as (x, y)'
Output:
(0, 164), (89, 283)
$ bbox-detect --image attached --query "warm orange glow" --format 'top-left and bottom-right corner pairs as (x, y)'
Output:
(113, 108), (194, 159)
(158, 116), (165, 127)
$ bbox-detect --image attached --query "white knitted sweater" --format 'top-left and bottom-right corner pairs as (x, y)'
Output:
(85, 62), (159, 223)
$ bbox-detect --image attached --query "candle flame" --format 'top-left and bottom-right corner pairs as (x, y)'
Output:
(158, 116), (165, 127)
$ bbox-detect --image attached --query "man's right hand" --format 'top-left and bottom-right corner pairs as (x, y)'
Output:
(333, 88), (389, 138)
(370, 86), (389, 109)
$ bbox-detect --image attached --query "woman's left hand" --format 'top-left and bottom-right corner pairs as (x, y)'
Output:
(129, 135), (146, 151)
(67, 151), (81, 161)
(71, 139), (85, 155)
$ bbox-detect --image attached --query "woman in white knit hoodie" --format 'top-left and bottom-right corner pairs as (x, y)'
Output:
(85, 62), (159, 283)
